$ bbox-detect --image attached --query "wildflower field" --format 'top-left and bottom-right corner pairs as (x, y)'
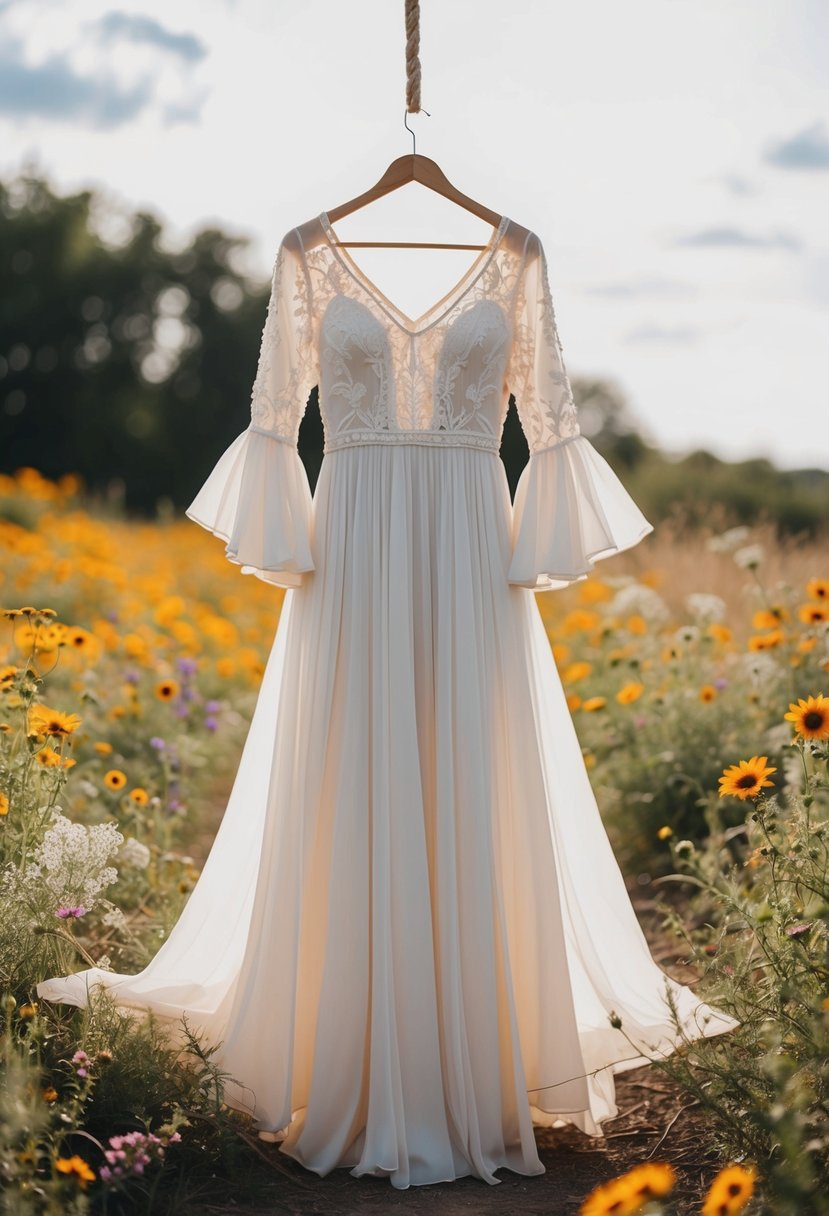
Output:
(1, 465), (828, 1216)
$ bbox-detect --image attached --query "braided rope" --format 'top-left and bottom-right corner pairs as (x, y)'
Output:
(405, 0), (422, 113)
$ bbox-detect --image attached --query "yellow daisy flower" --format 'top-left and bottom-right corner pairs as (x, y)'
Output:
(155, 678), (179, 701)
(699, 683), (718, 702)
(0, 792), (9, 816)
(784, 693), (829, 741)
(718, 756), (776, 801)
(129, 787), (149, 806)
(27, 705), (83, 738)
(55, 1155), (95, 1188)
(104, 769), (128, 791)
(582, 696), (607, 712)
(657, 825), (673, 840)
(562, 660), (593, 683)
(708, 623), (733, 644)
(93, 741), (113, 755)
(752, 608), (786, 630)
(623, 1162), (677, 1203)
(748, 630), (784, 651)
(798, 601), (829, 625)
(615, 681), (644, 705)
(806, 578), (829, 601)
(702, 1162), (758, 1216)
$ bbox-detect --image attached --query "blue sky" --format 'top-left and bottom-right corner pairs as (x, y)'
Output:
(2, 0), (828, 469)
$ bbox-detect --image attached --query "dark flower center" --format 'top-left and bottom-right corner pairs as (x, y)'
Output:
(737, 774), (758, 788)
(804, 711), (825, 730)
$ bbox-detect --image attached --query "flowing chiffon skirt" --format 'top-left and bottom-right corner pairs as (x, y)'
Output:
(38, 444), (739, 1188)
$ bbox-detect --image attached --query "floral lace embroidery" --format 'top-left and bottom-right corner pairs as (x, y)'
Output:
(249, 229), (317, 443)
(247, 219), (580, 460)
(506, 232), (580, 455)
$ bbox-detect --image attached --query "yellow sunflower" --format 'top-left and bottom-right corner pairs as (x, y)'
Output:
(701, 1162), (757, 1216)
(657, 825), (673, 840)
(26, 705), (82, 738)
(752, 607), (787, 630)
(699, 683), (718, 702)
(615, 681), (644, 705)
(129, 787), (149, 806)
(579, 1172), (649, 1216)
(747, 630), (784, 651)
(93, 741), (113, 755)
(806, 578), (829, 601)
(718, 756), (776, 801)
(35, 747), (76, 770)
(155, 679), (179, 701)
(708, 622), (733, 644)
(783, 693), (829, 741)
(798, 601), (829, 625)
(0, 792), (9, 816)
(55, 1155), (95, 1188)
(562, 660), (593, 683)
(103, 769), (128, 791)
(582, 696), (607, 712)
(623, 1162), (677, 1203)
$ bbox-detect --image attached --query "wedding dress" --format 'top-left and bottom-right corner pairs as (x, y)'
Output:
(38, 211), (739, 1188)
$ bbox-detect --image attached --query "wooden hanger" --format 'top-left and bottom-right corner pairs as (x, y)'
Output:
(322, 111), (503, 252)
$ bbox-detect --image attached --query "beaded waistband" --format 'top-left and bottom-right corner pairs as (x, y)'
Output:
(323, 428), (500, 455)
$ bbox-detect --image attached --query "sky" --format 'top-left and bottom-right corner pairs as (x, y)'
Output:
(2, 0), (828, 470)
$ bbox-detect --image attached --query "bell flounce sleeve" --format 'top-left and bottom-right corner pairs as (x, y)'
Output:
(185, 227), (318, 590)
(506, 232), (653, 592)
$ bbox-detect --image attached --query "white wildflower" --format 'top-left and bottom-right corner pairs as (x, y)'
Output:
(706, 526), (751, 554)
(96, 955), (113, 971)
(738, 651), (779, 686)
(119, 837), (151, 870)
(27, 812), (123, 911)
(101, 905), (127, 932)
(674, 624), (700, 645)
(607, 583), (670, 624)
(734, 544), (765, 570)
(685, 593), (727, 623)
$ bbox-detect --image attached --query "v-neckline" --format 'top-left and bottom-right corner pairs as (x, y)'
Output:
(319, 211), (509, 336)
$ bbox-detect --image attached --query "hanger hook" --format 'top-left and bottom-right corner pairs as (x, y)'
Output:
(403, 107), (430, 156)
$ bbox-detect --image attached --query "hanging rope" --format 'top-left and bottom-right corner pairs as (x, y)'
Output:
(405, 0), (422, 113)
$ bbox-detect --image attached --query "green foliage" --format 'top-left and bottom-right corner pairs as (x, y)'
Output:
(637, 739), (829, 1216)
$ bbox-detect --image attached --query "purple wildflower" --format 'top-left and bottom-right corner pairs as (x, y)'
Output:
(123, 669), (140, 685)
(785, 921), (813, 937)
(714, 677), (728, 690)
(204, 716), (218, 732)
(205, 699), (221, 714)
(55, 906), (88, 920)
(177, 657), (198, 676)
(149, 736), (166, 751)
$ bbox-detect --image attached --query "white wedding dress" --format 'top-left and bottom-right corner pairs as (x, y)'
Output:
(38, 212), (739, 1188)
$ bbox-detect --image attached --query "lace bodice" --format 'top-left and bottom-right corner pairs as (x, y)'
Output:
(249, 213), (581, 458)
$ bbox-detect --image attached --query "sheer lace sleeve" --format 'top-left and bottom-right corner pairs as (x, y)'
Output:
(506, 232), (653, 591)
(185, 229), (318, 589)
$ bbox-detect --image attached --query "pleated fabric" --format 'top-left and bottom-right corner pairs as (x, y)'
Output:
(38, 443), (738, 1189)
